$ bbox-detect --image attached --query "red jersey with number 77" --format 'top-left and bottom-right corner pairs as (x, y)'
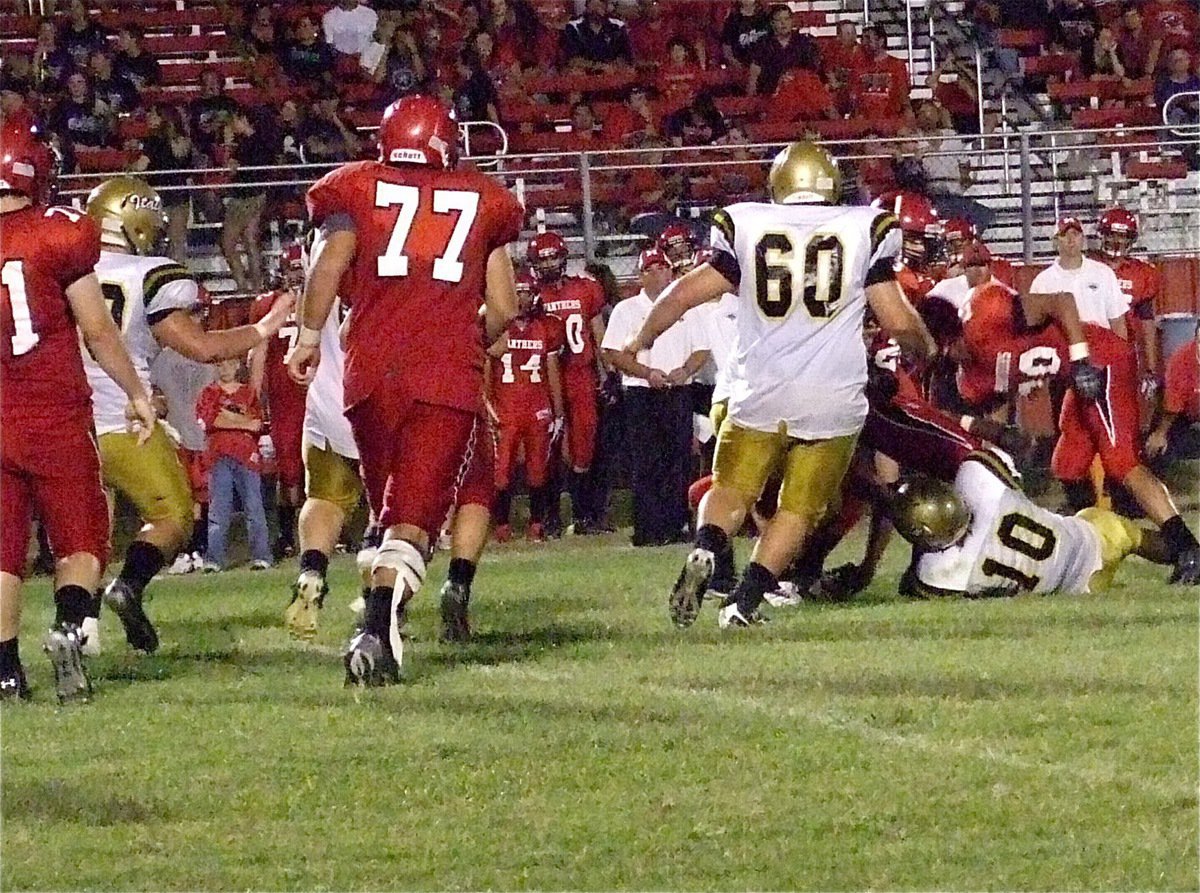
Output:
(539, 273), (605, 379)
(306, 160), (524, 412)
(1, 204), (101, 424)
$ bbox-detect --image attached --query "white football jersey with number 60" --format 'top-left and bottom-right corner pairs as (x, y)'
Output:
(709, 203), (901, 439)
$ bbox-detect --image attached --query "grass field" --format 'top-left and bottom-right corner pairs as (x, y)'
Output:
(1, 531), (1197, 891)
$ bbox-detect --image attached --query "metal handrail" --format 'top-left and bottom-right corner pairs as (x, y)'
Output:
(1162, 90), (1200, 138)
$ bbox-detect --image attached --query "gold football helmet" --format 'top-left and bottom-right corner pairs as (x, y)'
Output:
(86, 176), (168, 256)
(891, 476), (971, 551)
(768, 141), (842, 205)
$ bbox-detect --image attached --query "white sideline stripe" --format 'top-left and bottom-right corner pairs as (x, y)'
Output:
(471, 664), (1191, 802)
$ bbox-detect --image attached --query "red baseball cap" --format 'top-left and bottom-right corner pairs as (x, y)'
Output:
(1056, 216), (1084, 235)
(961, 240), (992, 266)
(639, 247), (670, 271)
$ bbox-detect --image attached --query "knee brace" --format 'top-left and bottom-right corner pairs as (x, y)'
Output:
(371, 538), (427, 599)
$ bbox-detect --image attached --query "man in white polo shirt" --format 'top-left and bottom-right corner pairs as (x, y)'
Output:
(1030, 216), (1130, 335)
(322, 0), (379, 60)
(602, 247), (711, 547)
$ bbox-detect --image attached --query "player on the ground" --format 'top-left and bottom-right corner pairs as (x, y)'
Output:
(83, 176), (290, 654)
(1, 121), (157, 701)
(953, 242), (1200, 582)
(250, 243), (307, 559)
(624, 140), (935, 629)
(288, 94), (523, 686)
(527, 231), (607, 534)
(488, 270), (566, 542)
(893, 458), (1175, 597)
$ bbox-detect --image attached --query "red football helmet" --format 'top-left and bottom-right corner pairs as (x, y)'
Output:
(0, 114), (55, 202)
(942, 217), (977, 263)
(1097, 206), (1139, 257)
(514, 269), (540, 315)
(377, 94), (459, 169)
(874, 191), (943, 268)
(657, 223), (697, 273)
(275, 243), (304, 289)
(527, 231), (568, 283)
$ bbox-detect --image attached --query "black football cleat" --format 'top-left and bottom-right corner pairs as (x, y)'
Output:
(1170, 547), (1200, 585)
(0, 663), (31, 702)
(439, 581), (471, 643)
(103, 579), (159, 653)
(43, 623), (91, 703)
(343, 629), (400, 687)
(669, 548), (713, 629)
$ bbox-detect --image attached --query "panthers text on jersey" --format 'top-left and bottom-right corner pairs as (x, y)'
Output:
(709, 201), (902, 439)
(910, 454), (1103, 596)
(539, 273), (605, 379)
(490, 314), (565, 416)
(86, 252), (198, 435)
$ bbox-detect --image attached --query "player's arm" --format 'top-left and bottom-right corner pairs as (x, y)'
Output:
(66, 272), (157, 441)
(248, 333), (268, 397)
(211, 408), (262, 432)
(486, 330), (511, 358)
(153, 305), (285, 364)
(484, 246), (519, 343)
(865, 281), (935, 362)
(627, 265), (730, 352)
(590, 314), (607, 378)
(1020, 290), (1088, 344)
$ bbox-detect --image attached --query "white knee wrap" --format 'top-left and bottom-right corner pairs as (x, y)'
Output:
(356, 547), (377, 576)
(371, 539), (426, 662)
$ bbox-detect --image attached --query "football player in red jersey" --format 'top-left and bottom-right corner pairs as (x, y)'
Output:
(954, 244), (1200, 583)
(288, 95), (523, 686)
(487, 271), (566, 542)
(1, 119), (157, 701)
(249, 244), (306, 559)
(527, 230), (608, 533)
(874, 191), (944, 304)
(1094, 207), (1162, 410)
(657, 223), (698, 275)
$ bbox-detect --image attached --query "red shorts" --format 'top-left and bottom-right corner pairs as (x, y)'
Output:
(562, 369), (598, 471)
(862, 396), (984, 482)
(1051, 335), (1141, 482)
(178, 447), (211, 504)
(346, 384), (479, 541)
(455, 416), (496, 510)
(269, 404), (305, 489)
(1, 413), (110, 577)
(495, 403), (554, 490)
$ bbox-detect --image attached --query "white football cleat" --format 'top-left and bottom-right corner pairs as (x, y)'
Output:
(763, 582), (803, 608)
(166, 552), (194, 575)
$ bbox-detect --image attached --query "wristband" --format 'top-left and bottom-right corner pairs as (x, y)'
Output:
(960, 415), (975, 433)
(1068, 342), (1090, 362)
(296, 326), (322, 348)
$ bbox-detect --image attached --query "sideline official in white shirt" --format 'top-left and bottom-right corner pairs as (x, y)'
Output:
(1030, 217), (1130, 337)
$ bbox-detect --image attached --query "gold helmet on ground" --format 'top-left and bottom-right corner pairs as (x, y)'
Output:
(891, 475), (971, 551)
(768, 141), (842, 205)
(86, 176), (168, 256)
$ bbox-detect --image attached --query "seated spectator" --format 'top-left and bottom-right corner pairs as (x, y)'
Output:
(824, 20), (866, 115)
(323, 0), (379, 64)
(370, 23), (426, 101)
(856, 135), (901, 199)
(300, 85), (362, 163)
(561, 0), (633, 72)
(453, 50), (501, 124)
(850, 24), (911, 120)
(59, 0), (110, 71)
(1084, 25), (1126, 78)
(1117, 5), (1158, 80)
(51, 71), (111, 150)
(1049, 0), (1100, 60)
(189, 69), (242, 161)
(1146, 330), (1200, 464)
(245, 5), (283, 56)
(131, 104), (194, 262)
(114, 25), (161, 92)
(280, 14), (337, 90)
(771, 66), (837, 121)
(664, 91), (727, 147)
(461, 29), (521, 96)
(619, 136), (683, 223)
(928, 56), (980, 133)
(484, 0), (542, 71)
(273, 99), (306, 167)
(1, 55), (36, 102)
(746, 4), (821, 97)
(712, 125), (767, 196)
(221, 109), (275, 292)
(601, 84), (661, 145)
(1156, 47), (1200, 126)
(1142, 0), (1198, 65)
(629, 0), (676, 66)
(90, 51), (140, 116)
(568, 100), (606, 144)
(721, 0), (770, 69)
(657, 38), (704, 104)
(531, 0), (572, 66)
(33, 19), (74, 88)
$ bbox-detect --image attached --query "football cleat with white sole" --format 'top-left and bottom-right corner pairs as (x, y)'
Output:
(717, 603), (769, 629)
(166, 552), (194, 575)
(43, 623), (92, 703)
(80, 615), (102, 657)
(285, 571), (328, 640)
(762, 581), (803, 608)
(439, 581), (471, 643)
(103, 579), (159, 653)
(342, 629), (400, 687)
(669, 548), (714, 628)
(0, 663), (31, 702)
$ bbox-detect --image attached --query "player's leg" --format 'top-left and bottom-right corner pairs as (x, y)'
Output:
(272, 413), (305, 559)
(719, 434), (857, 628)
(492, 413), (519, 542)
(525, 411), (554, 543)
(205, 457), (236, 571)
(1, 460), (34, 701)
(440, 429), (494, 643)
(1052, 390), (1100, 511)
(100, 426), (193, 653)
(564, 376), (599, 530)
(169, 448), (210, 572)
(671, 420), (782, 628)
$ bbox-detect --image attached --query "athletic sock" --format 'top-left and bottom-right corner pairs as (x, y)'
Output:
(568, 470), (589, 522)
(54, 584), (93, 627)
(1062, 479), (1096, 513)
(494, 490), (513, 526)
(119, 541), (167, 596)
(529, 486), (548, 524)
(695, 523), (730, 555)
(299, 549), (329, 578)
(732, 562), (778, 615)
(448, 557), (477, 589)
(363, 586), (393, 639)
(277, 503), (297, 547)
(0, 638), (20, 675)
(1162, 515), (1200, 560)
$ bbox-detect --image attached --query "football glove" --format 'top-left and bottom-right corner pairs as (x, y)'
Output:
(1069, 359), (1104, 401)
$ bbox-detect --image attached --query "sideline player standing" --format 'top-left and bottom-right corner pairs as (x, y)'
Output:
(1, 122), (157, 701)
(288, 95), (523, 686)
(625, 141), (935, 629)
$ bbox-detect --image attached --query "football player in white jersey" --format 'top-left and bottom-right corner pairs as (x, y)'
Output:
(625, 141), (935, 629)
(893, 455), (1171, 597)
(83, 177), (290, 654)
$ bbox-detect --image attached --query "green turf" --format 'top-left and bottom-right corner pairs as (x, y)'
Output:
(2, 532), (1196, 891)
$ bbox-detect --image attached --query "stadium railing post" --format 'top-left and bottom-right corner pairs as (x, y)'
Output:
(580, 151), (596, 264)
(1020, 133), (1033, 262)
